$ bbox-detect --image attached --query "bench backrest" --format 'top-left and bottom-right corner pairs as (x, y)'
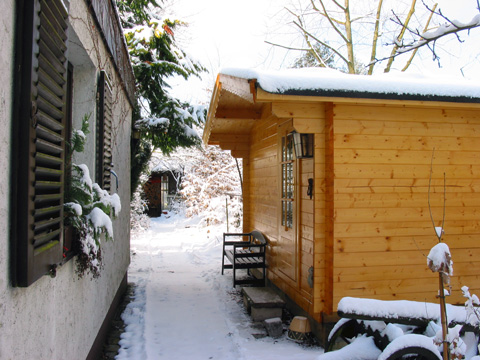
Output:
(251, 230), (267, 245)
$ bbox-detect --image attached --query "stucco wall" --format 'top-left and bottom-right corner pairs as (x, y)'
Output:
(0, 3), (15, 357)
(0, 1), (132, 358)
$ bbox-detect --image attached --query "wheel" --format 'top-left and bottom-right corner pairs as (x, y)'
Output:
(381, 346), (441, 360)
(379, 334), (442, 360)
(325, 319), (362, 352)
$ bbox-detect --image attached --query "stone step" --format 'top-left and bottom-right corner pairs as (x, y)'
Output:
(242, 287), (285, 322)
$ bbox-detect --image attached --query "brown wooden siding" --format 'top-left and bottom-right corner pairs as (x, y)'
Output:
(331, 103), (480, 308)
(245, 104), (322, 318)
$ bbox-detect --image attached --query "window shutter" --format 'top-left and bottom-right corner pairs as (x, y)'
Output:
(12, 0), (69, 286)
(96, 71), (113, 191)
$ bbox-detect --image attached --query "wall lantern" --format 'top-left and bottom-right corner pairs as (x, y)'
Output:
(291, 131), (314, 159)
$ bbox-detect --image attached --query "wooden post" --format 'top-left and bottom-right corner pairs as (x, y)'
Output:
(438, 274), (449, 360)
(226, 197), (229, 233)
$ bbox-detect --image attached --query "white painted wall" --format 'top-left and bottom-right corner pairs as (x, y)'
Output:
(0, 1), (132, 358)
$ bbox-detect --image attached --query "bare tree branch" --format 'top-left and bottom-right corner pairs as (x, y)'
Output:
(375, 1), (480, 66)
(286, 7), (328, 67)
(331, 0), (346, 12)
(310, 0), (346, 26)
(368, 0), (384, 75)
(384, 0), (417, 73)
(402, 3), (438, 71)
(290, 20), (350, 66)
(343, 0), (356, 73)
(314, 0), (349, 44)
(264, 41), (311, 52)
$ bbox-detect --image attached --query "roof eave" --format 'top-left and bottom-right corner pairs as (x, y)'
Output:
(255, 86), (480, 107)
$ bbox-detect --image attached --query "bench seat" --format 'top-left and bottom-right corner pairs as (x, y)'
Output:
(221, 230), (267, 287)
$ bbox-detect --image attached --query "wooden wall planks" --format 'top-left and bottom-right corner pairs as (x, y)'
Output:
(332, 103), (480, 306)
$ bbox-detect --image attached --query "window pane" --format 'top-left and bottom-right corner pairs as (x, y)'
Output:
(286, 163), (293, 198)
(286, 201), (293, 228)
(286, 134), (293, 161)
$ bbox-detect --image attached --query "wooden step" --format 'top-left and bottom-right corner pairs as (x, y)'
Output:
(242, 287), (285, 321)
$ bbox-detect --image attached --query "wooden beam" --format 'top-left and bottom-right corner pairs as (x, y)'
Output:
(272, 102), (325, 119)
(218, 74), (254, 103)
(324, 102), (335, 314)
(209, 133), (250, 143)
(218, 142), (250, 152)
(231, 150), (250, 158)
(215, 108), (262, 120)
(293, 118), (324, 133)
(256, 88), (480, 109)
(203, 77), (222, 144)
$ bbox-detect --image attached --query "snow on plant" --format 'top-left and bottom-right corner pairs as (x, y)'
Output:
(427, 242), (453, 286)
(64, 114), (121, 278)
(145, 141), (243, 230)
(461, 286), (480, 327)
(178, 145), (242, 228)
(130, 185), (151, 235)
(461, 286), (480, 356)
(426, 149), (453, 360)
(433, 324), (466, 360)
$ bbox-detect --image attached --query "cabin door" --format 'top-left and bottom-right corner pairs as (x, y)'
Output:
(278, 121), (298, 282)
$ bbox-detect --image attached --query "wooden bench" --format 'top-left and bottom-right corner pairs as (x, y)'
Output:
(221, 230), (267, 287)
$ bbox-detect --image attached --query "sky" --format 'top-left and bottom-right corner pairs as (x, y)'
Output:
(165, 0), (480, 104)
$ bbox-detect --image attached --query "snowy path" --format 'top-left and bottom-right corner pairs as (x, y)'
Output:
(117, 213), (321, 360)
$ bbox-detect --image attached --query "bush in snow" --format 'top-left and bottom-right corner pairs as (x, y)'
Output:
(144, 140), (243, 230)
(178, 144), (242, 229)
(64, 115), (121, 278)
(130, 185), (151, 236)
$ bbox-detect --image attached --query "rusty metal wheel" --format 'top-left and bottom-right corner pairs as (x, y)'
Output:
(325, 319), (362, 352)
(382, 346), (441, 360)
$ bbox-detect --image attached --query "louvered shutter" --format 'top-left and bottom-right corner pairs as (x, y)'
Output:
(96, 71), (113, 191)
(12, 0), (68, 286)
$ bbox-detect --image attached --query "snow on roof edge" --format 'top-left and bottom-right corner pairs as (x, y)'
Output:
(220, 67), (480, 103)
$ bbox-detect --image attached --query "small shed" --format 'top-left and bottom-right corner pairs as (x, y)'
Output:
(143, 168), (182, 217)
(203, 68), (480, 326)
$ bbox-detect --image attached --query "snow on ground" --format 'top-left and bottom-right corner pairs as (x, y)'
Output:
(116, 211), (321, 360)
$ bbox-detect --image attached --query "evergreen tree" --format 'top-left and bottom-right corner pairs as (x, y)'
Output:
(291, 43), (336, 69)
(116, 0), (207, 193)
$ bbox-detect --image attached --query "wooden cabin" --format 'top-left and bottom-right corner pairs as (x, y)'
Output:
(203, 68), (480, 329)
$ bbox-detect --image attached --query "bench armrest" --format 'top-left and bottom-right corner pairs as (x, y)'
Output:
(224, 232), (252, 237)
(233, 243), (264, 249)
(224, 240), (251, 246)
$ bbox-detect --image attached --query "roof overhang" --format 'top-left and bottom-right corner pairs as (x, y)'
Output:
(203, 74), (263, 157)
(204, 68), (480, 155)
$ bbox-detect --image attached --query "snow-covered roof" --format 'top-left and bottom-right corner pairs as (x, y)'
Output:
(220, 67), (480, 103)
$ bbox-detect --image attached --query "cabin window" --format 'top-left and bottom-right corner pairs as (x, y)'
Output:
(281, 134), (295, 229)
(96, 71), (113, 192)
(11, 0), (69, 286)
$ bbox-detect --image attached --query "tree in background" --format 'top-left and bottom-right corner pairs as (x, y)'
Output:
(116, 0), (207, 194)
(271, 0), (480, 74)
(291, 43), (336, 69)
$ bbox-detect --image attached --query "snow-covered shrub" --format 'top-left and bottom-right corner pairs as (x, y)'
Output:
(130, 185), (150, 235)
(144, 140), (243, 230)
(65, 115), (121, 278)
(178, 145), (242, 229)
